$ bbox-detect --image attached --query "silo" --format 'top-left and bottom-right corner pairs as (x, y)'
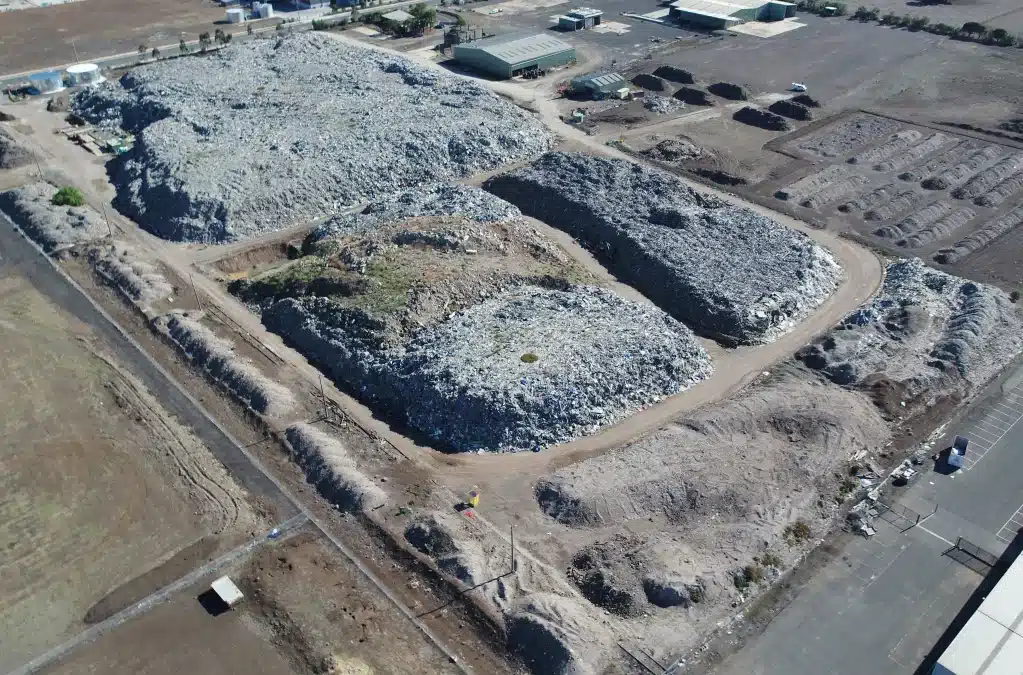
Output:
(226, 8), (245, 23)
(66, 63), (105, 86)
(28, 71), (65, 94)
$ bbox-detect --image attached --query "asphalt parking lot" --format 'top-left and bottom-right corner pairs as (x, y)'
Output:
(702, 362), (1023, 675)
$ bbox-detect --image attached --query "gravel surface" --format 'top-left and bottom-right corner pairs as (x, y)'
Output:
(264, 285), (711, 453)
(0, 182), (107, 252)
(798, 258), (1023, 404)
(484, 152), (842, 345)
(70, 33), (554, 243)
(304, 184), (520, 246)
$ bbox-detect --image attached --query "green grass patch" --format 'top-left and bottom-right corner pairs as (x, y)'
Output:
(51, 186), (86, 207)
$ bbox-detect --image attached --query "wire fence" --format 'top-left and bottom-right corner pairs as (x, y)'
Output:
(944, 536), (999, 575)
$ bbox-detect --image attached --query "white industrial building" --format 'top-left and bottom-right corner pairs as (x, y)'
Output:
(29, 71), (65, 94)
(932, 551), (1023, 674)
(667, 0), (796, 29)
(226, 7), (245, 23)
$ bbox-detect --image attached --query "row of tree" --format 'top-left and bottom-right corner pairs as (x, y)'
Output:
(852, 7), (1020, 46)
(137, 27), (238, 62)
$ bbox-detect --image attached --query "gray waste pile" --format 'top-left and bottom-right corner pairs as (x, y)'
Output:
(483, 152), (842, 345)
(643, 95), (685, 115)
(154, 310), (296, 417)
(90, 241), (173, 313)
(304, 183), (520, 248)
(285, 423), (386, 514)
(798, 258), (1023, 403)
(0, 127), (32, 170)
(0, 182), (107, 252)
(70, 33), (554, 243)
(263, 285), (712, 452)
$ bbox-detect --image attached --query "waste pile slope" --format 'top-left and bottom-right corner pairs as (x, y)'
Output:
(70, 33), (554, 243)
(233, 188), (712, 452)
(284, 423), (386, 513)
(0, 127), (32, 170)
(483, 152), (842, 345)
(90, 241), (174, 313)
(798, 258), (1023, 411)
(535, 368), (888, 644)
(0, 182), (107, 251)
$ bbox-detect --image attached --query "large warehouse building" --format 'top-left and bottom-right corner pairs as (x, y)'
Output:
(931, 550), (1023, 675)
(452, 33), (576, 79)
(668, 0), (796, 29)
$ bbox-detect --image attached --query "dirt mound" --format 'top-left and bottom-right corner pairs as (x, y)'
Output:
(643, 575), (705, 608)
(284, 423), (386, 514)
(672, 86), (714, 106)
(568, 535), (645, 616)
(0, 127), (32, 169)
(154, 310), (296, 418)
(708, 82), (750, 100)
(46, 94), (70, 113)
(733, 106), (792, 131)
(89, 241), (173, 313)
(688, 167), (748, 186)
(507, 593), (614, 675)
(799, 115), (899, 158)
(769, 99), (813, 121)
(791, 93), (821, 108)
(642, 137), (703, 163)
(653, 66), (695, 84)
(798, 259), (1023, 407)
(935, 204), (1023, 264)
(404, 512), (484, 585)
(631, 73), (668, 91)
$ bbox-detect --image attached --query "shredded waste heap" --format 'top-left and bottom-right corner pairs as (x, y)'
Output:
(70, 33), (555, 243)
(484, 152), (842, 345)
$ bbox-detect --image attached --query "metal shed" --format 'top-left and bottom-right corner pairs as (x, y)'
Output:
(558, 7), (603, 30)
(571, 72), (628, 99)
(452, 33), (576, 79)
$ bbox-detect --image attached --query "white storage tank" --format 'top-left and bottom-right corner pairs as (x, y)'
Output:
(66, 63), (104, 86)
(29, 71), (65, 94)
(226, 7), (245, 23)
(257, 2), (274, 18)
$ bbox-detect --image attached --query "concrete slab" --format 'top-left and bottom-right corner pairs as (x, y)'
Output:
(729, 19), (804, 38)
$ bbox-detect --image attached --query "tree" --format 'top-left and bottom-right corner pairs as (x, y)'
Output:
(960, 21), (987, 37)
(151, 46), (161, 59)
(880, 12), (898, 25)
(407, 3), (437, 33)
(179, 38), (189, 54)
(909, 16), (929, 30)
(214, 28), (225, 45)
(51, 186), (86, 207)
(223, 32), (232, 44)
(199, 32), (212, 52)
(455, 13), (466, 26)
(247, 23), (254, 35)
(138, 44), (147, 56)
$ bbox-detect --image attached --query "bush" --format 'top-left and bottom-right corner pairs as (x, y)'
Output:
(897, 15), (912, 27)
(930, 22), (955, 35)
(1010, 290), (1020, 303)
(51, 186), (86, 207)
(785, 518), (813, 543)
(759, 552), (783, 568)
(880, 12), (898, 25)
(961, 21), (987, 37)
(909, 16), (929, 30)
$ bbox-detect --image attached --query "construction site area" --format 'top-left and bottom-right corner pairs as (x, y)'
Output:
(5, 0), (1023, 673)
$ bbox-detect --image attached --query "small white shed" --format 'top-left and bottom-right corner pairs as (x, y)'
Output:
(211, 575), (244, 608)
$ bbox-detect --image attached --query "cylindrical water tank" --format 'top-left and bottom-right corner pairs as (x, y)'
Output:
(226, 7), (245, 23)
(259, 3), (274, 19)
(29, 71), (65, 94)
(66, 63), (104, 86)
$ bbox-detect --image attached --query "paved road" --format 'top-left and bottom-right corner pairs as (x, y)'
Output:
(701, 362), (1023, 675)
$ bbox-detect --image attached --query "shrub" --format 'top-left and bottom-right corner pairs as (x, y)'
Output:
(733, 564), (766, 590)
(880, 12), (898, 25)
(897, 15), (912, 27)
(51, 186), (86, 207)
(931, 22), (955, 35)
(785, 518), (813, 543)
(1010, 290), (1020, 303)
(760, 552), (783, 568)
(909, 16), (929, 31)
(961, 21), (987, 37)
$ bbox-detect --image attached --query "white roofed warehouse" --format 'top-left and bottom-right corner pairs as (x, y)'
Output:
(452, 33), (576, 79)
(668, 0), (796, 29)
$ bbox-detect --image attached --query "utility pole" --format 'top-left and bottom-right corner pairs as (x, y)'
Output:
(101, 203), (113, 238)
(71, 37), (80, 64)
(318, 373), (328, 422)
(188, 274), (202, 311)
(510, 525), (516, 572)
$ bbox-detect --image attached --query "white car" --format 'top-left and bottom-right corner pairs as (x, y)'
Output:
(791, 82), (808, 92)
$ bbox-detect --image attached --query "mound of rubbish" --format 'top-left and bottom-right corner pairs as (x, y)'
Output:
(653, 66), (695, 84)
(791, 93), (821, 108)
(708, 82), (750, 100)
(70, 33), (554, 243)
(642, 138), (703, 163)
(536, 370), (887, 529)
(0, 127), (32, 169)
(797, 259), (1023, 407)
(154, 310), (296, 417)
(405, 512), (485, 585)
(672, 86), (714, 106)
(689, 167), (748, 186)
(304, 184), (520, 247)
(643, 95), (685, 115)
(0, 182), (107, 252)
(568, 535), (646, 616)
(507, 593), (614, 675)
(264, 285), (711, 452)
(90, 241), (173, 312)
(769, 99), (813, 121)
(285, 423), (386, 513)
(484, 152), (841, 344)
(733, 106), (792, 131)
(631, 73), (668, 91)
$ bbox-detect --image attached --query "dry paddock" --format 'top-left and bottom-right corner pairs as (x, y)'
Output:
(0, 267), (256, 673)
(0, 0), (228, 75)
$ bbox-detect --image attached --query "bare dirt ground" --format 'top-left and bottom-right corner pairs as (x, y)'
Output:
(0, 0), (226, 75)
(0, 264), (257, 673)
